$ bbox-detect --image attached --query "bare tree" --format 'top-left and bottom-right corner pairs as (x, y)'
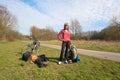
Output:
(30, 25), (57, 40)
(110, 16), (120, 26)
(30, 25), (40, 40)
(70, 19), (82, 39)
(0, 5), (17, 39)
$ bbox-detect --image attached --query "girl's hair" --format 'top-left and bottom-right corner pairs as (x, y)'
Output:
(64, 22), (69, 30)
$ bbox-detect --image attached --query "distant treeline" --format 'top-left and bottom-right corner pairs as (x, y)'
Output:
(82, 18), (120, 41)
(90, 25), (120, 41)
(30, 19), (120, 41)
(30, 26), (57, 40)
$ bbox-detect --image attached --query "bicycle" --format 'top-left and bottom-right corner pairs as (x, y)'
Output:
(20, 39), (40, 55)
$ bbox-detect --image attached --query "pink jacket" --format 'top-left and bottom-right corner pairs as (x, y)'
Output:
(57, 29), (71, 43)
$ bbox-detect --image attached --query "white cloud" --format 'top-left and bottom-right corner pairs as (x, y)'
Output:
(0, 0), (62, 34)
(35, 0), (120, 29)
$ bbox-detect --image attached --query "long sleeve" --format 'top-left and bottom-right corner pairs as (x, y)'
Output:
(57, 30), (63, 41)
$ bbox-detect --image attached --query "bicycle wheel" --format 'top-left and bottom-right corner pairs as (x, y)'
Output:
(69, 45), (77, 61)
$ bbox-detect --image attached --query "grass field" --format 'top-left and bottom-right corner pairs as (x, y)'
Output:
(41, 40), (120, 53)
(0, 41), (120, 80)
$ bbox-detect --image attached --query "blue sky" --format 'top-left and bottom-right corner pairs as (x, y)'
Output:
(0, 0), (120, 35)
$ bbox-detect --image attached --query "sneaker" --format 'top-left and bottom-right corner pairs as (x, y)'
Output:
(64, 60), (68, 64)
(68, 60), (72, 63)
(58, 61), (62, 65)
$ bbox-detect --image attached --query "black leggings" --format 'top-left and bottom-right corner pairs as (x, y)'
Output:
(59, 41), (70, 61)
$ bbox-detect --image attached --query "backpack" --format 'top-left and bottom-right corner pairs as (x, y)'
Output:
(68, 45), (78, 62)
(38, 54), (48, 62)
(22, 51), (31, 61)
(35, 54), (48, 68)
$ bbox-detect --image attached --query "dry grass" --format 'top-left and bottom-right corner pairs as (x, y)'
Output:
(41, 40), (120, 53)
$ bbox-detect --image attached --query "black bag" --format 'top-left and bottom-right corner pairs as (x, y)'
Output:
(35, 54), (48, 68)
(38, 54), (48, 62)
(35, 57), (44, 67)
(22, 51), (31, 61)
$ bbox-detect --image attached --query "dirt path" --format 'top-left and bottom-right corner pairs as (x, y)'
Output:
(41, 43), (120, 62)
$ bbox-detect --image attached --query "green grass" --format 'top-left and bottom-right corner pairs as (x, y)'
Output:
(0, 41), (120, 80)
(41, 40), (120, 53)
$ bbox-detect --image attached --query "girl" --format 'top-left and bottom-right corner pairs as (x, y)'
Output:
(57, 23), (71, 64)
